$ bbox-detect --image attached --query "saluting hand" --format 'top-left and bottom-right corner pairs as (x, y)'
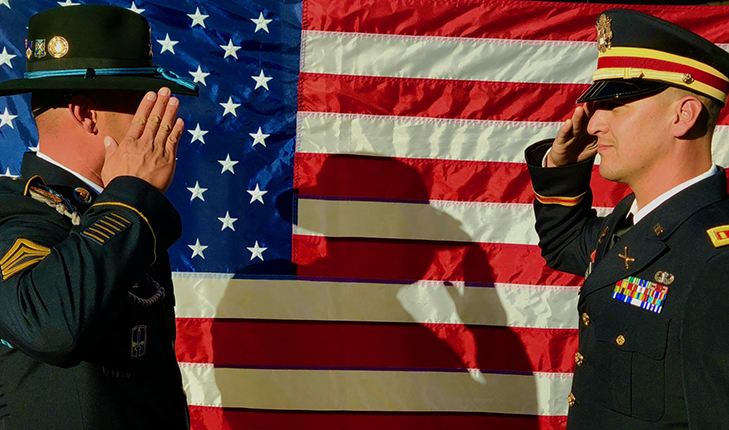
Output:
(100, 87), (184, 193)
(547, 105), (597, 167)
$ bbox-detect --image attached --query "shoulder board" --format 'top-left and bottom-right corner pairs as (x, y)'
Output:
(707, 225), (729, 248)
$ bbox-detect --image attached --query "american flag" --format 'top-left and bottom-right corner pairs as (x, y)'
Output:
(2, 1), (729, 429)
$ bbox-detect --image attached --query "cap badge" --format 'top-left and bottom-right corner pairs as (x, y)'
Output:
(48, 36), (69, 59)
(596, 14), (613, 53)
(24, 39), (32, 60)
(33, 39), (46, 58)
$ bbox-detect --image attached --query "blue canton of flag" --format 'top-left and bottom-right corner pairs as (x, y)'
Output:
(0, 0), (302, 276)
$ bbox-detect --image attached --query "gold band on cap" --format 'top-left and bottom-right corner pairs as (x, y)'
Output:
(599, 47), (729, 82)
(594, 46), (729, 103)
(593, 67), (728, 104)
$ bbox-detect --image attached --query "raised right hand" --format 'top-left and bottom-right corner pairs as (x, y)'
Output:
(100, 87), (184, 193)
(547, 105), (598, 167)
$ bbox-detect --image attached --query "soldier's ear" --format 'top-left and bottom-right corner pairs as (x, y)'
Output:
(671, 96), (705, 139)
(67, 94), (98, 135)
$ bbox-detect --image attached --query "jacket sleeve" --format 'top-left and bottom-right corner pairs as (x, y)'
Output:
(525, 139), (603, 276)
(682, 251), (729, 428)
(0, 176), (181, 367)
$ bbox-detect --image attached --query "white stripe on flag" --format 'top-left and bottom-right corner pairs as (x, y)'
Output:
(295, 199), (541, 244)
(297, 112), (562, 163)
(172, 275), (580, 329)
(180, 363), (573, 416)
(301, 30), (596, 84)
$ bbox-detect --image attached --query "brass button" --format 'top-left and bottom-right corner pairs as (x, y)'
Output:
(575, 352), (584, 366)
(568, 392), (576, 407)
(616, 334), (626, 346)
(582, 313), (591, 326)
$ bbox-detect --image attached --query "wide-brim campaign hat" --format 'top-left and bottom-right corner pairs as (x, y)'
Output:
(0, 5), (198, 96)
(577, 9), (729, 107)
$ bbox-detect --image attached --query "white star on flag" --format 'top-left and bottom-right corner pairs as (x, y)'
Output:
(247, 241), (267, 261)
(157, 33), (178, 54)
(251, 70), (272, 90)
(251, 12), (273, 33)
(0, 107), (18, 129)
(187, 181), (207, 201)
(57, 0), (79, 6)
(220, 39), (241, 59)
(188, 239), (208, 259)
(188, 7), (208, 28)
(218, 154), (238, 174)
(247, 184), (268, 204)
(128, 2), (145, 14)
(218, 211), (238, 231)
(2, 168), (17, 178)
(0, 0), (10, 9)
(220, 97), (240, 117)
(189, 65), (210, 86)
(249, 127), (270, 147)
(188, 123), (208, 144)
(0, 47), (16, 68)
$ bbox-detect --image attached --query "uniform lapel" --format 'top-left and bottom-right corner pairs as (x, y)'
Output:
(581, 169), (728, 299)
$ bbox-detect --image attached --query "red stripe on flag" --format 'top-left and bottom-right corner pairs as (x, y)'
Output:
(189, 405), (567, 430)
(295, 153), (632, 207)
(176, 318), (577, 374)
(303, 0), (729, 43)
(292, 235), (583, 286)
(299, 73), (590, 122)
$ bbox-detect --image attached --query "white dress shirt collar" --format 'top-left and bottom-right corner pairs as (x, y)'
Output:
(630, 164), (719, 224)
(35, 150), (104, 195)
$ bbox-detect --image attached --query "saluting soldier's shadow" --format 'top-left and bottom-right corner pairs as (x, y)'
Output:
(210, 154), (540, 429)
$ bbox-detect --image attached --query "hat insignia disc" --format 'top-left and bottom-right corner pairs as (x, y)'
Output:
(596, 14), (613, 53)
(48, 36), (69, 59)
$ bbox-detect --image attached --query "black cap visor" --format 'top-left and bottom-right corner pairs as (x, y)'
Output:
(0, 73), (198, 97)
(576, 80), (669, 104)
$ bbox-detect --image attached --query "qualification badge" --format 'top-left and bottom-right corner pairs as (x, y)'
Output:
(613, 276), (668, 314)
(596, 14), (613, 53)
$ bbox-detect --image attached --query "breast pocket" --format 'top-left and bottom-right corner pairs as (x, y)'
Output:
(594, 315), (670, 421)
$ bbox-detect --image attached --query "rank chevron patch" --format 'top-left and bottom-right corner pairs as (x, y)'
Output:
(1, 238), (51, 281)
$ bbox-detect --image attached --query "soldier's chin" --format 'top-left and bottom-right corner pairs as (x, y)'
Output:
(597, 163), (625, 184)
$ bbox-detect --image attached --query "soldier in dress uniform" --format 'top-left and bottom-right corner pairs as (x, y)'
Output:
(525, 9), (729, 429)
(0, 5), (197, 429)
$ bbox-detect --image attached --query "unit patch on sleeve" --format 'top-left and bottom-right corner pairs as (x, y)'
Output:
(0, 238), (51, 281)
(707, 225), (729, 248)
(82, 213), (132, 245)
(612, 276), (669, 314)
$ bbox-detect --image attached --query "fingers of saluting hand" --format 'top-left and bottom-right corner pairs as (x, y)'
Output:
(125, 91), (158, 142)
(164, 117), (185, 161)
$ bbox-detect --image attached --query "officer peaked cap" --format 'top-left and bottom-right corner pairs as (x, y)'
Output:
(577, 9), (729, 107)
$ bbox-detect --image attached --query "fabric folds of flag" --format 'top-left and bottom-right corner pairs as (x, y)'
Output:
(3, 1), (729, 430)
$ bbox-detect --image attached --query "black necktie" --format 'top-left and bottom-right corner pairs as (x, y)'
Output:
(608, 213), (634, 251)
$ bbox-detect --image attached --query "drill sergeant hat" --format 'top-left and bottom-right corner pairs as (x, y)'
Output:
(577, 9), (729, 107)
(0, 5), (198, 98)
